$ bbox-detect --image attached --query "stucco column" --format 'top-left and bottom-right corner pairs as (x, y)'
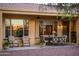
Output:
(69, 21), (71, 43)
(35, 19), (40, 44)
(29, 19), (36, 46)
(76, 19), (79, 44)
(57, 21), (63, 36)
(0, 11), (3, 50)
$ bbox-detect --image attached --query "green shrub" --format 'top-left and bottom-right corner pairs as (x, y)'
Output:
(3, 39), (10, 50)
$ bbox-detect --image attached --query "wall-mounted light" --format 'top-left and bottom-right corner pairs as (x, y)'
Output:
(37, 16), (40, 19)
(57, 23), (63, 29)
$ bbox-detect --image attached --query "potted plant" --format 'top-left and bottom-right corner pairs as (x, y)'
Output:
(40, 38), (45, 47)
(3, 39), (10, 50)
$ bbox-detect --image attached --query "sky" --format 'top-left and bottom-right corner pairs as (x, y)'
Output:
(0, 0), (79, 3)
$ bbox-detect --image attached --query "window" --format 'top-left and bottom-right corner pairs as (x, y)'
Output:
(5, 19), (10, 38)
(5, 19), (29, 38)
(24, 20), (29, 36)
(11, 19), (23, 37)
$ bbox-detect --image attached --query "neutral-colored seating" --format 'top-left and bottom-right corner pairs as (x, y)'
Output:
(53, 35), (67, 45)
(22, 36), (30, 47)
(40, 35), (67, 46)
(9, 36), (19, 47)
(53, 36), (59, 44)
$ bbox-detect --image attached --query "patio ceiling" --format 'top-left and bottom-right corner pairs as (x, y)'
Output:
(3, 13), (78, 20)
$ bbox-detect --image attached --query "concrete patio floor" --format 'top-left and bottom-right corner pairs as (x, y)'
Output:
(0, 45), (79, 56)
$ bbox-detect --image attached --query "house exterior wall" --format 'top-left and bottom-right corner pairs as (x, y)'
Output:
(29, 19), (36, 46)
(35, 19), (40, 44)
(57, 21), (63, 36)
(0, 11), (3, 50)
(76, 19), (79, 44)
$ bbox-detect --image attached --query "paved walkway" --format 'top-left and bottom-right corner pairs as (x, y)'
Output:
(0, 45), (79, 56)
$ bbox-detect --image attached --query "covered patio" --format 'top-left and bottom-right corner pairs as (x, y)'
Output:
(0, 3), (79, 50)
(2, 13), (77, 48)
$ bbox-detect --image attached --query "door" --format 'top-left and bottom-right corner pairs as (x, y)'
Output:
(11, 19), (23, 47)
(63, 21), (69, 42)
(71, 20), (76, 43)
(45, 25), (52, 35)
(5, 19), (29, 47)
(39, 20), (57, 36)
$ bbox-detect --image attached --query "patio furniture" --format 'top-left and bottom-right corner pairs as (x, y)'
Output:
(40, 35), (53, 46)
(43, 35), (49, 45)
(40, 35), (67, 46)
(52, 35), (67, 45)
(45, 35), (53, 45)
(22, 36), (30, 47)
(40, 35), (48, 46)
(9, 36), (19, 47)
(52, 36), (58, 44)
(61, 35), (67, 44)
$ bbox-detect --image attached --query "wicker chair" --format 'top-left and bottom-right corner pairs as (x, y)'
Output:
(22, 36), (30, 47)
(9, 36), (19, 47)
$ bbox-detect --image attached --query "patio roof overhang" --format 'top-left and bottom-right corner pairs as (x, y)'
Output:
(0, 9), (78, 17)
(1, 9), (78, 20)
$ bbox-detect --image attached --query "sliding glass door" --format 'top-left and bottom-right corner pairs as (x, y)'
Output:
(5, 19), (29, 47)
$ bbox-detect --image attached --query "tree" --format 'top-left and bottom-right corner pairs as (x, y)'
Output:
(56, 3), (79, 20)
(16, 28), (23, 37)
(38, 3), (79, 20)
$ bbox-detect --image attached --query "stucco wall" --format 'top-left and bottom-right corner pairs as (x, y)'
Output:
(76, 19), (79, 44)
(29, 19), (36, 46)
(0, 11), (3, 49)
(57, 21), (63, 36)
(35, 19), (40, 44)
